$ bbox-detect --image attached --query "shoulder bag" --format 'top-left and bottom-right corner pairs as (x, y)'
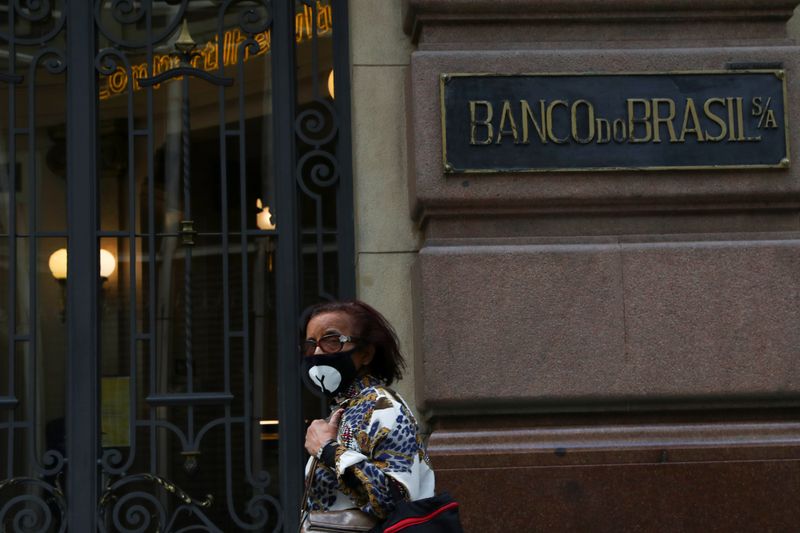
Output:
(374, 492), (463, 533)
(299, 457), (380, 533)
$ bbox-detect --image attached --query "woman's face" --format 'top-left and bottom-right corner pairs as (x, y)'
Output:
(305, 311), (374, 371)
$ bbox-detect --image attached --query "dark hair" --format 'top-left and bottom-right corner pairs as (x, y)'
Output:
(303, 300), (406, 385)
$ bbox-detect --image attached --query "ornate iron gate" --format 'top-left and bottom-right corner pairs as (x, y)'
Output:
(0, 1), (353, 531)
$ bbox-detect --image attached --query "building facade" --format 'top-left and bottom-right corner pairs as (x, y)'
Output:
(2, 0), (800, 531)
(358, 0), (800, 531)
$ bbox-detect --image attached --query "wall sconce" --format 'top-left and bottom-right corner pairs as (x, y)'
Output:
(48, 248), (117, 282)
(256, 199), (276, 272)
(48, 248), (68, 283)
(327, 69), (334, 99)
(99, 249), (117, 281)
(48, 248), (68, 323)
(256, 198), (276, 231)
(48, 248), (118, 321)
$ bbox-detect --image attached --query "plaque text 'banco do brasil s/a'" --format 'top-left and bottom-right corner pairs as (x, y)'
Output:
(440, 71), (789, 173)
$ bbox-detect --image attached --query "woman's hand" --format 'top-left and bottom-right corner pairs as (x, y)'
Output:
(304, 408), (343, 456)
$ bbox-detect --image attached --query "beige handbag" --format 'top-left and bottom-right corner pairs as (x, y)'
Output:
(300, 509), (379, 532)
(300, 457), (380, 533)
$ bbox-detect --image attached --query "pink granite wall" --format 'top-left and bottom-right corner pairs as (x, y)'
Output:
(404, 1), (800, 530)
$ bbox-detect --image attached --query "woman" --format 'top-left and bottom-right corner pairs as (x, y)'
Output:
(301, 300), (435, 520)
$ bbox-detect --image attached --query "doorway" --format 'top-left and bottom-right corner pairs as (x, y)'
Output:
(0, 1), (353, 531)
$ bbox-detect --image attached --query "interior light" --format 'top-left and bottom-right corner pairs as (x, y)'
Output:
(48, 248), (68, 281)
(100, 249), (117, 280)
(256, 198), (276, 230)
(49, 248), (118, 281)
(327, 69), (334, 99)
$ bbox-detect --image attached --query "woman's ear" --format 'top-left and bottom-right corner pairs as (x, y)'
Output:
(361, 344), (375, 366)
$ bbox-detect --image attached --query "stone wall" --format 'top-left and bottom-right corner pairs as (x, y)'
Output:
(348, 1), (420, 411)
(403, 0), (800, 530)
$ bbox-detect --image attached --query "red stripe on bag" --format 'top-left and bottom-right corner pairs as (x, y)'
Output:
(383, 502), (460, 533)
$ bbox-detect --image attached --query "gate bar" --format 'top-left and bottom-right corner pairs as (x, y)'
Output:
(273, 0), (304, 530)
(66, 1), (99, 530)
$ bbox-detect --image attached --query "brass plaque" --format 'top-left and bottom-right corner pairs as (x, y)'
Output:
(440, 71), (790, 173)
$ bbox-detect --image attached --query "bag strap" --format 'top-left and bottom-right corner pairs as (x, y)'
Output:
(300, 456), (318, 516)
(299, 457), (322, 532)
(301, 403), (348, 522)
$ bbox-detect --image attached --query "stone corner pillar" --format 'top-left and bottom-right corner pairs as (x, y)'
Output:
(403, 1), (800, 530)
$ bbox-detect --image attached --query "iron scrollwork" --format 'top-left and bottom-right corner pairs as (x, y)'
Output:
(295, 0), (342, 306)
(0, 0), (67, 45)
(94, 0), (189, 50)
(93, 1), (282, 530)
(2, 0), (350, 529)
(0, 478), (67, 533)
(1, 1), (68, 532)
(98, 474), (215, 533)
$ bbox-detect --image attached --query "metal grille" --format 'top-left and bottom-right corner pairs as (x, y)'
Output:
(0, 1), (354, 531)
(0, 1), (69, 531)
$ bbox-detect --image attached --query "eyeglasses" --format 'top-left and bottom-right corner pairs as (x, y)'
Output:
(301, 334), (361, 357)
